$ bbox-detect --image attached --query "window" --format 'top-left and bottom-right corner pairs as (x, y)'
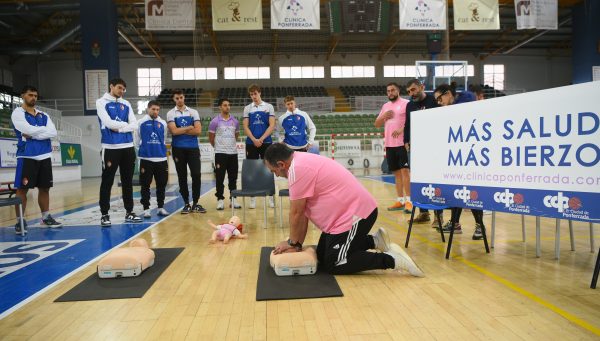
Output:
(172, 67), (218, 81)
(137, 68), (162, 96)
(484, 64), (504, 90)
(433, 65), (475, 77)
(383, 65), (428, 78)
(223, 67), (270, 80)
(279, 66), (325, 79)
(331, 65), (375, 78)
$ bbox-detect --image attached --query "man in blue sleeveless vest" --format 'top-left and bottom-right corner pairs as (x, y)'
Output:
(243, 84), (276, 209)
(166, 89), (206, 214)
(96, 78), (142, 226)
(11, 85), (62, 234)
(278, 95), (316, 152)
(136, 100), (169, 218)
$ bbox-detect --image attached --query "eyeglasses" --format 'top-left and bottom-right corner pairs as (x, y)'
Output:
(435, 90), (449, 103)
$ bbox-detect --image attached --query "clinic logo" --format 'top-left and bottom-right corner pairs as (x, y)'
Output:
(287, 0), (303, 16)
(415, 0), (431, 16)
(150, 132), (158, 140)
(180, 118), (188, 126)
(115, 116), (122, 122)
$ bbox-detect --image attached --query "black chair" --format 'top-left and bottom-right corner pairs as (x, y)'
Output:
(278, 188), (289, 228)
(1, 197), (25, 236)
(231, 159), (276, 228)
(592, 246), (600, 289)
(405, 202), (447, 248)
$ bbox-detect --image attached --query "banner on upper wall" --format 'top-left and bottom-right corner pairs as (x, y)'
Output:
(271, 0), (320, 30)
(60, 143), (82, 166)
(454, 0), (500, 30)
(410, 82), (600, 222)
(145, 0), (196, 30)
(212, 0), (262, 31)
(399, 0), (446, 30)
(514, 0), (557, 30)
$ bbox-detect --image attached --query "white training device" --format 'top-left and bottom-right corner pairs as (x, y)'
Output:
(97, 238), (155, 278)
(270, 246), (318, 276)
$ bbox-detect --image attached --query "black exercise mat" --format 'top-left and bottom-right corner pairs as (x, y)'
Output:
(55, 248), (184, 302)
(256, 247), (343, 301)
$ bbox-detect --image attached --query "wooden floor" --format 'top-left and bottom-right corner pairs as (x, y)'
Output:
(1, 174), (599, 340)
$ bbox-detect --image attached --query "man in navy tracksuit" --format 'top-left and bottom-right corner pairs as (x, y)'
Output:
(166, 89), (206, 214)
(136, 100), (169, 218)
(96, 78), (142, 226)
(11, 85), (62, 234)
(278, 95), (316, 152)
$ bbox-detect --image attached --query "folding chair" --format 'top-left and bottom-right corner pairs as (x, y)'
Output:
(405, 202), (447, 248)
(231, 159), (276, 228)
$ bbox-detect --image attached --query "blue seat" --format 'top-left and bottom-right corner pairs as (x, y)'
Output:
(231, 159), (276, 229)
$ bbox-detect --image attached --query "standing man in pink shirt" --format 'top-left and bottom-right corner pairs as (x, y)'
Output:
(375, 82), (412, 213)
(266, 143), (423, 276)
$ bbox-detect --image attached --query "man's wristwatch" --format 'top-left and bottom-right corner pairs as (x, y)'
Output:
(287, 239), (302, 250)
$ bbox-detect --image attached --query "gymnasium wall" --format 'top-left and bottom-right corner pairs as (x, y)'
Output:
(20, 52), (571, 100)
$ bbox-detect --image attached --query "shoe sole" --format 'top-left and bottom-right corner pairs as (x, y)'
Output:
(216, 207), (224, 211)
(375, 227), (391, 252)
(387, 207), (404, 211)
(390, 243), (425, 277)
(181, 211), (190, 214)
(125, 220), (142, 223)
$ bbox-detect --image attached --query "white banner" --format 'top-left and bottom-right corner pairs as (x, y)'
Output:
(399, 0), (446, 30)
(212, 0), (263, 31)
(0, 138), (18, 167)
(514, 0), (557, 30)
(334, 139), (362, 157)
(236, 142), (246, 160)
(271, 0), (320, 30)
(372, 138), (385, 156)
(199, 143), (214, 161)
(454, 0), (500, 30)
(145, 0), (196, 31)
(51, 140), (61, 166)
(410, 82), (600, 221)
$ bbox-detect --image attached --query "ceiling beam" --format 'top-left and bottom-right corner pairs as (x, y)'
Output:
(377, 30), (407, 61)
(122, 5), (165, 63)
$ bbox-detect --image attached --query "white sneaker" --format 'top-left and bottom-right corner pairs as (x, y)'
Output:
(269, 196), (275, 208)
(143, 209), (151, 219)
(371, 227), (391, 252)
(230, 197), (241, 209)
(385, 243), (425, 277)
(249, 197), (256, 209)
(157, 208), (169, 216)
(217, 199), (225, 211)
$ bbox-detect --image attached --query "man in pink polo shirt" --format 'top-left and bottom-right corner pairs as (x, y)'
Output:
(266, 143), (423, 276)
(375, 82), (412, 213)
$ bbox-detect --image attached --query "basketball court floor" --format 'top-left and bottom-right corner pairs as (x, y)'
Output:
(0, 173), (599, 340)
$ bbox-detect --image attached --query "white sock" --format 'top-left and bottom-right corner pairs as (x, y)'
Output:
(42, 211), (49, 219)
(405, 196), (411, 203)
(397, 197), (404, 203)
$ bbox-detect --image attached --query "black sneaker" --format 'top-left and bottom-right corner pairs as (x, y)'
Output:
(41, 214), (63, 228)
(192, 204), (207, 214)
(125, 212), (143, 223)
(101, 214), (112, 227)
(181, 204), (192, 214)
(14, 220), (28, 235)
(472, 223), (483, 240)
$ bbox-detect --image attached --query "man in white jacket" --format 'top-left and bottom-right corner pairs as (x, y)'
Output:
(96, 78), (142, 226)
(11, 85), (62, 234)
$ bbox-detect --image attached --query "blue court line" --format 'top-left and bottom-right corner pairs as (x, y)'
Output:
(0, 181), (215, 318)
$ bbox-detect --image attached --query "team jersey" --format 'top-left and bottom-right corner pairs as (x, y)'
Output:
(96, 93), (137, 149)
(11, 107), (57, 160)
(243, 101), (275, 145)
(136, 114), (168, 162)
(166, 106), (201, 148)
(278, 109), (316, 149)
